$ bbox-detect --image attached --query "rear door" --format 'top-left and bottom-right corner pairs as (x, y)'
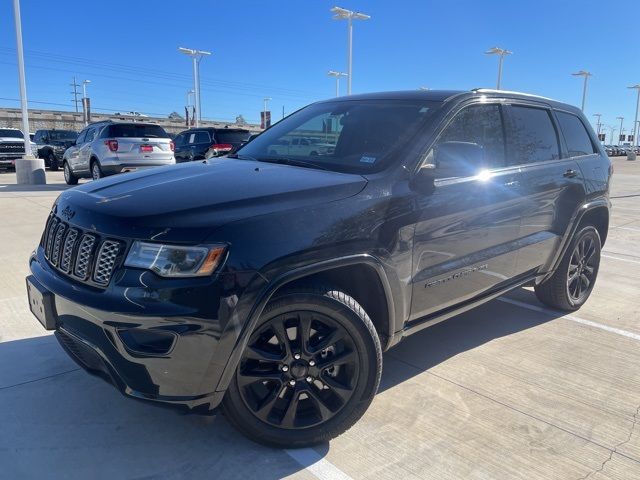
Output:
(503, 104), (585, 275)
(410, 102), (523, 320)
(173, 132), (189, 162)
(192, 130), (212, 159)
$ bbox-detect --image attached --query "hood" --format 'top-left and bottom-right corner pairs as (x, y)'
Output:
(51, 140), (75, 149)
(55, 158), (367, 242)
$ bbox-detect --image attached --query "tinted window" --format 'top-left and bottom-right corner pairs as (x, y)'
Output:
(238, 99), (441, 173)
(436, 104), (506, 167)
(76, 129), (87, 144)
(85, 127), (98, 143)
(0, 129), (23, 138)
(556, 111), (596, 157)
(49, 130), (78, 141)
(508, 106), (560, 164)
(106, 124), (168, 138)
(194, 131), (211, 144)
(215, 130), (250, 144)
(173, 133), (187, 147)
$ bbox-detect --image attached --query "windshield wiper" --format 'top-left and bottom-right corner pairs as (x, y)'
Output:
(255, 157), (329, 171)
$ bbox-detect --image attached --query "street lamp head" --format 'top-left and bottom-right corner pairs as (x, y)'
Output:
(178, 47), (212, 57)
(485, 47), (512, 56)
(327, 70), (348, 77)
(617, 116), (624, 120)
(628, 84), (640, 90)
(571, 70), (592, 77)
(83, 79), (91, 84)
(264, 97), (272, 101)
(331, 6), (370, 20)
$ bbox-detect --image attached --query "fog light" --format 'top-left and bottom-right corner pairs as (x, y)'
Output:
(117, 328), (177, 356)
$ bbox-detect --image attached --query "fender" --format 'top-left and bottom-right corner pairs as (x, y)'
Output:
(213, 254), (396, 396)
(539, 196), (610, 284)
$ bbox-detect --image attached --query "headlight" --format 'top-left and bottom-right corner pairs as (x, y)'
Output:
(124, 242), (226, 277)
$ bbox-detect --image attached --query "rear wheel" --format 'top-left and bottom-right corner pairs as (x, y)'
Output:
(48, 153), (59, 171)
(534, 225), (601, 311)
(63, 161), (78, 185)
(222, 285), (382, 447)
(91, 160), (103, 181)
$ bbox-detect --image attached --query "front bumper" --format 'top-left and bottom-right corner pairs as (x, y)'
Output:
(28, 247), (262, 412)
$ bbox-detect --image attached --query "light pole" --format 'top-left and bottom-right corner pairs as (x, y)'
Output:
(592, 113), (602, 137)
(616, 116), (624, 145)
(263, 97), (272, 129)
(484, 47), (512, 90)
(608, 126), (617, 145)
(327, 70), (348, 97)
(178, 47), (211, 128)
(571, 70), (592, 112)
(628, 85), (640, 147)
(12, 0), (44, 184)
(82, 79), (91, 126)
(330, 6), (370, 95)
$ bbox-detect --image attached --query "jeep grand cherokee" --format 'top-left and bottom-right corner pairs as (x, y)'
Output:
(27, 89), (611, 447)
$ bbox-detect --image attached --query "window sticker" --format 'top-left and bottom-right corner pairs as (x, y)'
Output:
(360, 155), (377, 164)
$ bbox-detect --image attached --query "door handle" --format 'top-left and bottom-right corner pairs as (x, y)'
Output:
(563, 169), (577, 178)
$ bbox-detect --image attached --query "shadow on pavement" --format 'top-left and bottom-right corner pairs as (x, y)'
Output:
(0, 289), (559, 479)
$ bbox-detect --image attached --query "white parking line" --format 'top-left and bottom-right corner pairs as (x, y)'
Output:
(611, 225), (640, 232)
(602, 253), (640, 265)
(285, 448), (354, 480)
(498, 297), (640, 342)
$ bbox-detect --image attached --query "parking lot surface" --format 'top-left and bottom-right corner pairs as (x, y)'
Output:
(1, 158), (640, 479)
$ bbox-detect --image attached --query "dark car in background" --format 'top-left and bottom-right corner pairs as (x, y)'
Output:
(34, 129), (78, 171)
(173, 127), (251, 162)
(27, 89), (610, 447)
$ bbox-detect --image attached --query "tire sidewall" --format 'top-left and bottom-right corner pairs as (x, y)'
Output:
(91, 161), (102, 180)
(223, 290), (381, 447)
(564, 226), (601, 308)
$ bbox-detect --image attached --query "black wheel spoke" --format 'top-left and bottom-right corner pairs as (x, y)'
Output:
(580, 273), (590, 290)
(254, 386), (282, 420)
(238, 370), (282, 388)
(312, 328), (343, 353)
(317, 349), (356, 370)
(297, 312), (312, 355)
(244, 344), (285, 363)
(281, 389), (301, 428)
(305, 385), (334, 420)
(321, 375), (354, 401)
(272, 320), (293, 358)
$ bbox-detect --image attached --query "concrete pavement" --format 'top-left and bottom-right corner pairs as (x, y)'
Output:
(1, 158), (639, 479)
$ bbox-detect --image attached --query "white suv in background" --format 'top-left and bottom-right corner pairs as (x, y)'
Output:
(62, 121), (175, 184)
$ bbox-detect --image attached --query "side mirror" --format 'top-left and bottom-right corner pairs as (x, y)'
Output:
(433, 141), (486, 178)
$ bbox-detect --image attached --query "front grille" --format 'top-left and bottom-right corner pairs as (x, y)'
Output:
(41, 214), (123, 288)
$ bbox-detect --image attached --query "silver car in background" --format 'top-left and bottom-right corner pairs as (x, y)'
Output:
(62, 121), (175, 184)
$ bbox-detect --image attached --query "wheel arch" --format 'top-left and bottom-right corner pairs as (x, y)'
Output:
(213, 254), (396, 397)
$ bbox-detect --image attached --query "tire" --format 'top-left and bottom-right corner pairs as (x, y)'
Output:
(48, 153), (59, 171)
(91, 160), (103, 181)
(534, 225), (601, 311)
(222, 285), (382, 448)
(63, 161), (78, 185)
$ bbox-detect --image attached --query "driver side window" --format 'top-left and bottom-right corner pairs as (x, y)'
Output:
(434, 104), (506, 169)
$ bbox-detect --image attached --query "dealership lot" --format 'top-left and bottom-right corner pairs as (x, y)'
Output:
(1, 158), (639, 479)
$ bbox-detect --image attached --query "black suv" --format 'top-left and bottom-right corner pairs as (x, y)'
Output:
(33, 129), (78, 171)
(27, 90), (611, 447)
(173, 127), (251, 162)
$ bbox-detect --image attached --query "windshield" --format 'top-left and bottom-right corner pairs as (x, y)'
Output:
(237, 99), (441, 173)
(49, 131), (78, 141)
(0, 129), (23, 139)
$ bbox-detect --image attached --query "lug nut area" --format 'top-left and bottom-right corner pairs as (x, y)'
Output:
(281, 354), (319, 385)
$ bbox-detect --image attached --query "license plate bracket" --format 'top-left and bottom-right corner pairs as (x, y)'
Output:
(26, 275), (57, 330)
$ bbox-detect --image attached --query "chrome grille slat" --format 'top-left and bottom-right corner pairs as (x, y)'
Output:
(60, 228), (78, 273)
(93, 240), (121, 285)
(44, 217), (59, 259)
(74, 234), (96, 280)
(50, 223), (67, 266)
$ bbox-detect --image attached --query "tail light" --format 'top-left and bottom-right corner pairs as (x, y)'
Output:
(105, 139), (118, 152)
(169, 140), (175, 152)
(210, 143), (233, 152)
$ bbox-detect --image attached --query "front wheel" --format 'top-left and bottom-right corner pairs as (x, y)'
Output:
(48, 153), (59, 171)
(63, 162), (78, 185)
(222, 285), (382, 448)
(535, 225), (601, 311)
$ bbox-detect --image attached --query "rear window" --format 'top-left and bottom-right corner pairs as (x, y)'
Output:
(0, 129), (23, 138)
(105, 124), (168, 138)
(215, 130), (251, 144)
(507, 106), (560, 164)
(556, 111), (596, 157)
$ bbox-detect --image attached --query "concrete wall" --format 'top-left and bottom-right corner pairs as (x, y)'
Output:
(0, 108), (261, 135)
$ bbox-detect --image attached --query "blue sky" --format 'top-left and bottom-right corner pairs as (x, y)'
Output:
(1, 0), (639, 138)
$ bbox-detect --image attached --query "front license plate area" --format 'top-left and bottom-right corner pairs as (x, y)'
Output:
(26, 275), (57, 330)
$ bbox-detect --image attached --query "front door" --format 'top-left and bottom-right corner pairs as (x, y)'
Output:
(410, 102), (523, 321)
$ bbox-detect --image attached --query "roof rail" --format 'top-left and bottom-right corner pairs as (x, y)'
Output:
(470, 88), (557, 102)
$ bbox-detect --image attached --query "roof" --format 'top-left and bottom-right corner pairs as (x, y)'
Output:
(320, 89), (580, 112)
